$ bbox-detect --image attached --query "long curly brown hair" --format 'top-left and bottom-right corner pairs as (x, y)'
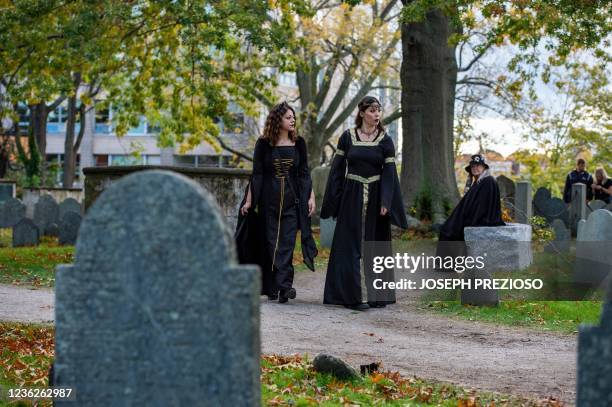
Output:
(262, 102), (297, 145)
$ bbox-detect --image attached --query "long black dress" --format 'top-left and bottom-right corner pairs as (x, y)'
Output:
(236, 136), (318, 297)
(438, 174), (505, 242)
(321, 128), (408, 305)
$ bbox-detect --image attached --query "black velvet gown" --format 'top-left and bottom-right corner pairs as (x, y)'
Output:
(321, 128), (408, 305)
(236, 136), (317, 297)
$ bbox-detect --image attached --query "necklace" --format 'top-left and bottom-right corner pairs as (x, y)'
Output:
(359, 127), (377, 141)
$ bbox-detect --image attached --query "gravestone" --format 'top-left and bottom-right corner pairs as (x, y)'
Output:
(0, 180), (15, 203)
(320, 217), (336, 248)
(496, 175), (516, 218)
(58, 211), (82, 246)
(515, 181), (532, 224)
(311, 166), (330, 224)
(587, 200), (606, 212)
(574, 210), (612, 293)
(577, 281), (612, 406)
(59, 197), (82, 218)
(533, 187), (568, 227)
(0, 198), (26, 228)
(606, 202), (612, 211)
(462, 223), (533, 306)
(570, 183), (587, 236)
(53, 170), (260, 406)
(33, 194), (60, 236)
(12, 218), (40, 247)
(544, 219), (571, 253)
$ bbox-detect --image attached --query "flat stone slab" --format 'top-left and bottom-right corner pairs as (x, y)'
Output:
(464, 223), (533, 272)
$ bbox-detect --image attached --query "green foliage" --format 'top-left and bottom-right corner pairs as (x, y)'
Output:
(529, 216), (554, 244)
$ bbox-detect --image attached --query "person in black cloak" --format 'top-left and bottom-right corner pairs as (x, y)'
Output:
(320, 96), (408, 311)
(435, 154), (505, 267)
(236, 102), (318, 303)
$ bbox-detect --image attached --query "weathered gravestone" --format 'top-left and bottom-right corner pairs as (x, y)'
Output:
(544, 219), (571, 253)
(320, 217), (336, 249)
(33, 194), (60, 236)
(311, 166), (330, 224)
(53, 170), (260, 406)
(577, 280), (612, 406)
(533, 187), (569, 227)
(0, 198), (26, 228)
(0, 180), (16, 203)
(574, 209), (612, 293)
(461, 223), (533, 306)
(606, 202), (612, 211)
(515, 181), (532, 224)
(496, 175), (516, 218)
(570, 183), (588, 236)
(58, 211), (82, 246)
(59, 197), (82, 219)
(12, 218), (39, 247)
(587, 199), (606, 212)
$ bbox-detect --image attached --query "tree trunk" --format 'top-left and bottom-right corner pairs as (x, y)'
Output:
(399, 7), (460, 223)
(0, 136), (9, 178)
(63, 93), (77, 188)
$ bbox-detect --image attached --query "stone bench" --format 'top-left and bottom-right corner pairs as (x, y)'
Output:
(461, 223), (533, 306)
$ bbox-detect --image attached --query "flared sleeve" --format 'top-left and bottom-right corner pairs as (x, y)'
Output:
(296, 137), (318, 271)
(320, 131), (349, 219)
(380, 135), (409, 229)
(250, 138), (265, 210)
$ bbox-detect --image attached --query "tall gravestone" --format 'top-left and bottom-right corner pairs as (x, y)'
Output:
(515, 181), (532, 224)
(570, 183), (587, 236)
(0, 180), (16, 203)
(496, 175), (516, 218)
(574, 210), (612, 292)
(0, 198), (26, 228)
(33, 194), (60, 236)
(53, 170), (261, 406)
(58, 211), (82, 246)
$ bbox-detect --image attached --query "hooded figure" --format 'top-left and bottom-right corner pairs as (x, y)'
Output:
(438, 154), (505, 242)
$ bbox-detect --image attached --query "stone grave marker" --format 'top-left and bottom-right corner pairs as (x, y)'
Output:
(12, 218), (39, 247)
(0, 198), (26, 228)
(58, 211), (82, 246)
(544, 218), (571, 253)
(53, 170), (260, 406)
(515, 181), (532, 224)
(496, 175), (516, 218)
(59, 197), (82, 218)
(533, 187), (569, 227)
(587, 199), (606, 212)
(570, 183), (587, 235)
(33, 194), (60, 236)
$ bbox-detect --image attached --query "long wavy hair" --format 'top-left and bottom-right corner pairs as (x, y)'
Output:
(355, 96), (385, 134)
(262, 102), (297, 145)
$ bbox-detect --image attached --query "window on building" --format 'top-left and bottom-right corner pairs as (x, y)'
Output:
(144, 155), (161, 165)
(95, 155), (109, 166)
(95, 106), (111, 134)
(109, 155), (143, 166)
(174, 155), (196, 167)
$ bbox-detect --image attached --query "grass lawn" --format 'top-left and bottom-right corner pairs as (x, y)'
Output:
(0, 322), (556, 407)
(0, 229), (73, 288)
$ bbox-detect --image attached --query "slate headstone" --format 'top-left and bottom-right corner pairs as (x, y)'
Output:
(0, 198), (26, 228)
(59, 198), (82, 219)
(544, 219), (571, 253)
(533, 187), (569, 227)
(320, 217), (336, 249)
(587, 199), (606, 212)
(515, 181), (532, 224)
(33, 194), (60, 236)
(12, 218), (40, 247)
(58, 211), (82, 246)
(577, 281), (612, 406)
(574, 210), (612, 293)
(496, 175), (516, 218)
(606, 202), (612, 212)
(0, 180), (15, 203)
(53, 170), (260, 406)
(570, 183), (587, 236)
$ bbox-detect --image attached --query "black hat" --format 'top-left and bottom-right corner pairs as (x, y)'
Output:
(465, 154), (489, 173)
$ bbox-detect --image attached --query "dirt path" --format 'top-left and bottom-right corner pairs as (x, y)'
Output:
(0, 275), (578, 404)
(262, 272), (578, 405)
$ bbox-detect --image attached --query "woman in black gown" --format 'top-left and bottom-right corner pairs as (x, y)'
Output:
(321, 96), (408, 311)
(240, 102), (318, 303)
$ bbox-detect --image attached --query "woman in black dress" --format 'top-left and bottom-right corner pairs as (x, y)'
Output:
(321, 96), (408, 311)
(240, 102), (318, 303)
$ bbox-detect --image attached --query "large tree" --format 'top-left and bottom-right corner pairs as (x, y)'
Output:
(399, 0), (610, 222)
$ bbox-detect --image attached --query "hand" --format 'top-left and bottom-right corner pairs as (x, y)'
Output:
(241, 200), (251, 215)
(308, 196), (316, 217)
(380, 206), (388, 216)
